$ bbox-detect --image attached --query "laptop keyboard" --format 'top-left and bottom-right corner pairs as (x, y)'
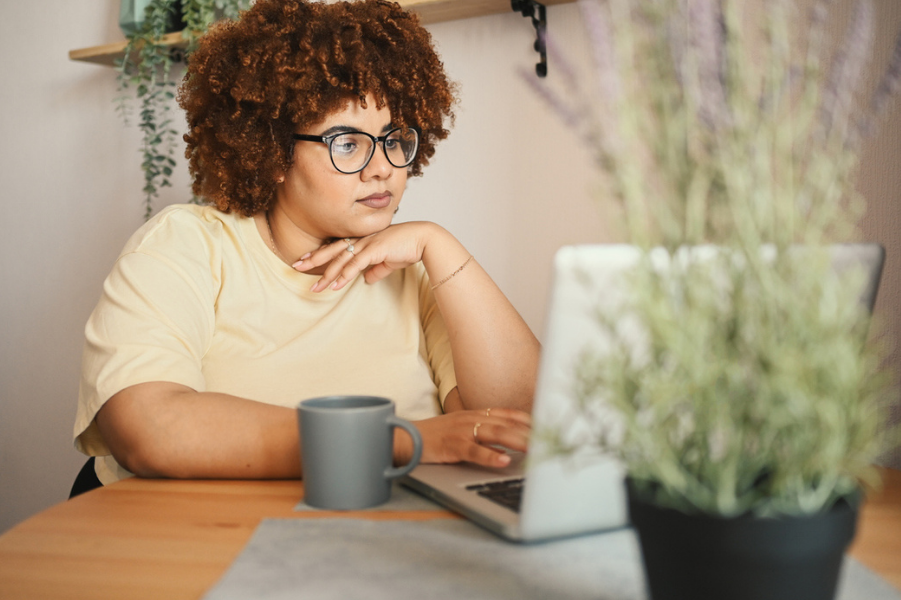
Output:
(466, 478), (525, 513)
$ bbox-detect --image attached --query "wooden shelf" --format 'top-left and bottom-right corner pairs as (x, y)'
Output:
(403, 0), (572, 24)
(69, 31), (186, 67)
(69, 0), (575, 67)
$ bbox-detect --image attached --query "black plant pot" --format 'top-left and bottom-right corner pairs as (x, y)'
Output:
(627, 482), (859, 600)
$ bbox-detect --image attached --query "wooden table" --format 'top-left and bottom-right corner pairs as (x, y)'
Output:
(851, 468), (901, 590)
(1, 469), (899, 600)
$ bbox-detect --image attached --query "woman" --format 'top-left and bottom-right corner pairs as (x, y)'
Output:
(73, 0), (540, 486)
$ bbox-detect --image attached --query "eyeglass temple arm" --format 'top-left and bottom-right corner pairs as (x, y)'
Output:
(292, 134), (328, 143)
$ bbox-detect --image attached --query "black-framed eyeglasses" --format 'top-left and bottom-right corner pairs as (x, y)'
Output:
(292, 127), (420, 174)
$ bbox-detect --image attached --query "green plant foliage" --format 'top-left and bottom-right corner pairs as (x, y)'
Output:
(565, 247), (893, 518)
(116, 0), (250, 219)
(527, 0), (901, 517)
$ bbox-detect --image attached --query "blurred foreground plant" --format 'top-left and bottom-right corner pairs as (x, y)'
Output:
(526, 0), (901, 517)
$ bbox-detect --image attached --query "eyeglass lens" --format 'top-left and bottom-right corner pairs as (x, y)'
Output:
(329, 128), (419, 174)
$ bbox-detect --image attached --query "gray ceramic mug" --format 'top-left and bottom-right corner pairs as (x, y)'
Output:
(297, 396), (423, 510)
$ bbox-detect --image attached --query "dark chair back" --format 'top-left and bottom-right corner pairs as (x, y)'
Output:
(69, 457), (102, 499)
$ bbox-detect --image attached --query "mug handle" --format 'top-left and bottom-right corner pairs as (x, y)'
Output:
(383, 416), (423, 480)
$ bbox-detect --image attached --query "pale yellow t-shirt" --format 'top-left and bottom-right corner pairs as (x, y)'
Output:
(74, 204), (456, 484)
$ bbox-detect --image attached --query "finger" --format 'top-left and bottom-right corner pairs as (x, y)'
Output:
(310, 240), (365, 292)
(293, 238), (350, 272)
(463, 443), (514, 468)
(362, 262), (399, 284)
(328, 238), (402, 290)
(482, 408), (532, 427)
(474, 422), (531, 453)
(319, 248), (371, 292)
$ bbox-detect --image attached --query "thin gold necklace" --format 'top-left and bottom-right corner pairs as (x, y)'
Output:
(265, 211), (292, 265)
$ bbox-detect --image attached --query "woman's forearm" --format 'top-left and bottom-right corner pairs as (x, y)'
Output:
(96, 382), (302, 479)
(97, 381), (532, 479)
(421, 225), (541, 412)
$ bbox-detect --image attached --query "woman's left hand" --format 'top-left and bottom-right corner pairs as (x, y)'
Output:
(294, 222), (436, 292)
(395, 408), (533, 469)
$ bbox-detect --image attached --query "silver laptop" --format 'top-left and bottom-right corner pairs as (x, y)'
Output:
(400, 243), (885, 543)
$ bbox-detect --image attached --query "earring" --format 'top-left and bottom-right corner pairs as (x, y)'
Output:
(276, 175), (285, 184)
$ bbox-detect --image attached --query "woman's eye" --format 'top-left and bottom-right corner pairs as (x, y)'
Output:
(332, 139), (359, 156)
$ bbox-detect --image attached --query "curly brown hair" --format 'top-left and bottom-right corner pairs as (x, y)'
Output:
(178, 0), (457, 216)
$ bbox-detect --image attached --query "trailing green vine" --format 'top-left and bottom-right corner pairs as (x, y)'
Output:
(115, 0), (250, 219)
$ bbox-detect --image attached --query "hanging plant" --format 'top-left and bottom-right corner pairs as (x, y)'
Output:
(116, 0), (251, 219)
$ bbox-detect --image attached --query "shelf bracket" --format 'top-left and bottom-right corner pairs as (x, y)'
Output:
(511, 0), (547, 77)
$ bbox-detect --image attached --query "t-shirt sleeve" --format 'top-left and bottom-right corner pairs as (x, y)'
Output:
(416, 265), (457, 410)
(74, 210), (219, 456)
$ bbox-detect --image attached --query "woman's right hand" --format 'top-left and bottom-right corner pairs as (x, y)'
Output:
(395, 408), (532, 469)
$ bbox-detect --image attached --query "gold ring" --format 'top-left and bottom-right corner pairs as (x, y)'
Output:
(473, 422), (482, 442)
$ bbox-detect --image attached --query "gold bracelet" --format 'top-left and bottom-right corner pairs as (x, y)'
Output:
(430, 255), (474, 290)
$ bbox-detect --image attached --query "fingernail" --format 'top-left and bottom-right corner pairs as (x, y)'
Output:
(310, 281), (320, 292)
(330, 281), (339, 290)
(300, 252), (311, 260)
(498, 454), (511, 466)
(292, 259), (304, 269)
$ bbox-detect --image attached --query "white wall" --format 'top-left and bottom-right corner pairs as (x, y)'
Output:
(2, 0), (900, 534)
(1, 0), (147, 533)
(403, 7), (615, 333)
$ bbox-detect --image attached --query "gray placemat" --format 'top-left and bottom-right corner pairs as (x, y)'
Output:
(202, 518), (901, 600)
(294, 481), (444, 511)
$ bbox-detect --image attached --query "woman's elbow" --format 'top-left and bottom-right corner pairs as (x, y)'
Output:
(95, 392), (175, 478)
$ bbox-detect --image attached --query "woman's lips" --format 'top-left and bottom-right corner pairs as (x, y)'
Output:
(357, 192), (392, 209)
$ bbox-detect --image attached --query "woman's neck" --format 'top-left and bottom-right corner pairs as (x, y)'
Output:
(256, 211), (326, 274)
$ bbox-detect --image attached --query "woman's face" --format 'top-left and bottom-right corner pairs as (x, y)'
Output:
(275, 94), (408, 245)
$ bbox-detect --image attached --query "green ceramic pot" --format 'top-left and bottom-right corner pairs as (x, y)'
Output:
(119, 0), (185, 36)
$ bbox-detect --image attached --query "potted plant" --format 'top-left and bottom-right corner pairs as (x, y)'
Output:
(525, 1), (900, 599)
(116, 0), (250, 219)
